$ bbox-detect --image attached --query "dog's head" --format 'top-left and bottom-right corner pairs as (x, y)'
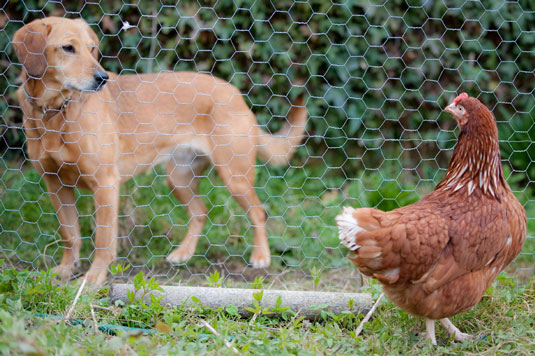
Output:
(13, 17), (108, 92)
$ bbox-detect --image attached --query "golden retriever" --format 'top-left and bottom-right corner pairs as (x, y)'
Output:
(12, 17), (307, 285)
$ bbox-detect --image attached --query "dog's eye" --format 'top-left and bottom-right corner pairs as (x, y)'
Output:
(62, 45), (75, 53)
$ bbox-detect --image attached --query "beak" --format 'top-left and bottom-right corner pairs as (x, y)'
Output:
(445, 102), (456, 115)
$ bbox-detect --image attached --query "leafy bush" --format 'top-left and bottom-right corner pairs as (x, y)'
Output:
(0, 0), (534, 183)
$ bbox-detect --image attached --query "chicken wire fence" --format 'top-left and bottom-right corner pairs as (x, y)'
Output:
(0, 1), (534, 290)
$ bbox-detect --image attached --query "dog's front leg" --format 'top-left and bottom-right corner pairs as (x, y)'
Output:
(43, 174), (82, 280)
(84, 177), (120, 285)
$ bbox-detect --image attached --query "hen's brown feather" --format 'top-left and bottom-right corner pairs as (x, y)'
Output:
(337, 96), (527, 321)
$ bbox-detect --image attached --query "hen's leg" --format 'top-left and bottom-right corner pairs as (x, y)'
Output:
(425, 318), (437, 345)
(440, 318), (472, 342)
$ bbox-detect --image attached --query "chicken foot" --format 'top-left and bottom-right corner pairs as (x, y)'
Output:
(424, 318), (472, 345)
(440, 318), (472, 342)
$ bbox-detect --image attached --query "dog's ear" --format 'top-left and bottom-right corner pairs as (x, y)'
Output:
(12, 21), (51, 78)
(87, 26), (100, 60)
(75, 19), (100, 60)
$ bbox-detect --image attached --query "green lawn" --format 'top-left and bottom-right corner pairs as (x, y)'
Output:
(0, 267), (533, 355)
(0, 158), (534, 354)
(0, 158), (534, 288)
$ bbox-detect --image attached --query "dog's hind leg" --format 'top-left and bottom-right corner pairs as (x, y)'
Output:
(212, 150), (270, 269)
(166, 154), (210, 264)
(43, 175), (82, 280)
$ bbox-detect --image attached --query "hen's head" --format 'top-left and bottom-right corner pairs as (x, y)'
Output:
(438, 93), (505, 198)
(445, 93), (494, 131)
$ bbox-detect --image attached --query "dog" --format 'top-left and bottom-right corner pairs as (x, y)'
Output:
(12, 17), (307, 285)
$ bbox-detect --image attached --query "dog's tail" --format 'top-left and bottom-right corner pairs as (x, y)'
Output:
(256, 96), (308, 166)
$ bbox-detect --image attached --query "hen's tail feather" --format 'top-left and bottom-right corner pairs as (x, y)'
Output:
(335, 207), (366, 251)
(337, 207), (402, 284)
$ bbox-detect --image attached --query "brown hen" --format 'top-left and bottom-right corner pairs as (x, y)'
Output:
(336, 94), (526, 345)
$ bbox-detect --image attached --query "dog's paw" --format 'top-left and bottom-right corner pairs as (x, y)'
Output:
(166, 247), (194, 264)
(250, 248), (271, 269)
(83, 267), (109, 286)
(53, 264), (76, 281)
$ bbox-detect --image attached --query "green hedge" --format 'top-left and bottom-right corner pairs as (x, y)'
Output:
(1, 0), (534, 183)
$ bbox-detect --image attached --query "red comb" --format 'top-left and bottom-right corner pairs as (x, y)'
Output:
(454, 92), (468, 105)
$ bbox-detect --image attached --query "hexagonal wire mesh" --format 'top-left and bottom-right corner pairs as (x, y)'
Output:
(0, 1), (533, 290)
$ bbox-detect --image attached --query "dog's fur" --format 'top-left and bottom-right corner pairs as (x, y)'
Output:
(12, 17), (307, 285)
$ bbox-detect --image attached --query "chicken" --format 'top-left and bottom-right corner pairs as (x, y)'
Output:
(336, 93), (527, 345)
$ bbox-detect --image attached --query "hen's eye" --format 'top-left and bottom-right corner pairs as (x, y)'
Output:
(62, 45), (75, 53)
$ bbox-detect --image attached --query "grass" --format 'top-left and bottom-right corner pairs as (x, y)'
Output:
(0, 156), (534, 354)
(0, 158), (426, 288)
(0, 157), (534, 288)
(0, 266), (533, 355)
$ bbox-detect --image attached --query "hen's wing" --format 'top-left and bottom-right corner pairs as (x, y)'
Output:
(337, 204), (450, 285)
(337, 194), (519, 292)
(421, 196), (512, 293)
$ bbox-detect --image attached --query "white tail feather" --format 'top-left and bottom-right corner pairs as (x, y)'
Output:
(335, 207), (366, 251)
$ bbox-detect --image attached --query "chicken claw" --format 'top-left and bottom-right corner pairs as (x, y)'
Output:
(440, 318), (473, 343)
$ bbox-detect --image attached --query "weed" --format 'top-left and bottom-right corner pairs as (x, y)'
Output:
(310, 266), (322, 290)
(119, 271), (165, 328)
(246, 290), (272, 318)
(206, 270), (225, 288)
(251, 276), (264, 290)
(110, 263), (131, 276)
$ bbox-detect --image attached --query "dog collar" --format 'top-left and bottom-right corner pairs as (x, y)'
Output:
(27, 96), (70, 121)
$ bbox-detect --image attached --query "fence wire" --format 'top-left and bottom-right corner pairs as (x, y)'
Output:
(0, 1), (534, 290)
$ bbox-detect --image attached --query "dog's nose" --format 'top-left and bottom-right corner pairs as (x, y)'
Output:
(93, 71), (109, 84)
